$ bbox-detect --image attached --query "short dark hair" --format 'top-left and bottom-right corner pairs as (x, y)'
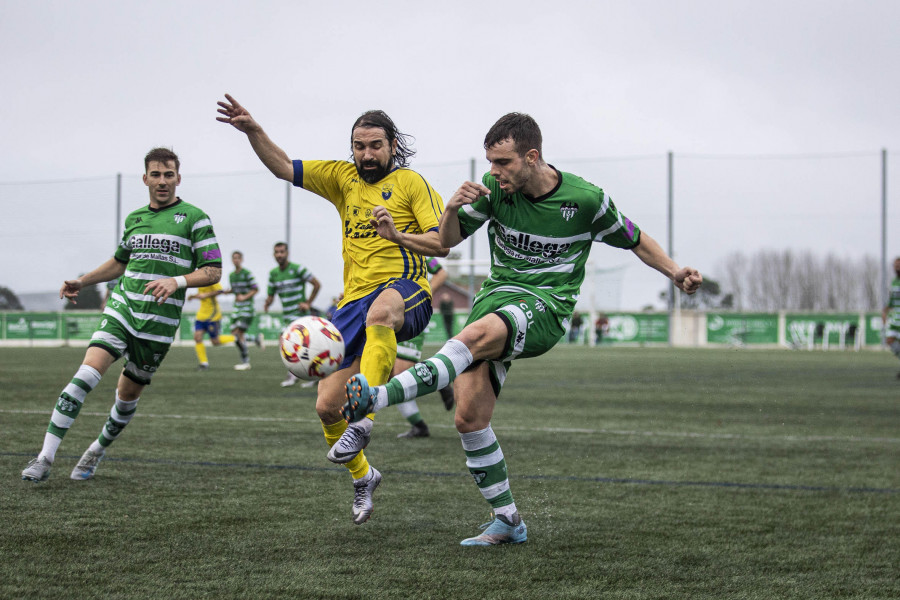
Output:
(350, 110), (416, 168)
(483, 113), (542, 158)
(274, 242), (288, 251)
(144, 147), (180, 172)
(232, 250), (243, 258)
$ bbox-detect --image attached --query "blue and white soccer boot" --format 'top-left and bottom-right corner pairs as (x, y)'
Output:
(21, 456), (52, 482)
(70, 447), (105, 480)
(342, 373), (377, 423)
(460, 513), (528, 546)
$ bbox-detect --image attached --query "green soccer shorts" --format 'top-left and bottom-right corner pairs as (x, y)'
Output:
(464, 290), (567, 396)
(89, 316), (171, 385)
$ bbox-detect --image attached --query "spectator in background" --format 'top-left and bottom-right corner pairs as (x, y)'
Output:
(569, 312), (583, 343)
(595, 314), (609, 344)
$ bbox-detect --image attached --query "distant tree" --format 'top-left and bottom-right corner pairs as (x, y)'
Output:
(64, 278), (103, 310)
(716, 249), (881, 311)
(0, 286), (24, 310)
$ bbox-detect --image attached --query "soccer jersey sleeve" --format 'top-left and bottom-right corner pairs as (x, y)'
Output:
(591, 192), (641, 250)
(191, 212), (222, 268)
(407, 176), (443, 233)
(293, 160), (351, 207)
(457, 173), (496, 239)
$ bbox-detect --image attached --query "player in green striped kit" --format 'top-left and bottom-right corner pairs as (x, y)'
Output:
(22, 147), (222, 483)
(264, 241), (322, 386)
(227, 250), (264, 370)
(342, 113), (702, 545)
(882, 257), (900, 378)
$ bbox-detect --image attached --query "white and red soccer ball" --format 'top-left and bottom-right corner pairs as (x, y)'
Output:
(279, 316), (345, 380)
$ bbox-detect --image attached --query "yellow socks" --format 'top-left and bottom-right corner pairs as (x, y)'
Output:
(360, 325), (396, 386)
(322, 420), (370, 479)
(194, 342), (208, 365)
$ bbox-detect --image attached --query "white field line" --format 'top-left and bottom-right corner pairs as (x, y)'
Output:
(3, 408), (898, 444)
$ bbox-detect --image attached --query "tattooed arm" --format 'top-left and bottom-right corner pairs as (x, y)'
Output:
(144, 265), (222, 304)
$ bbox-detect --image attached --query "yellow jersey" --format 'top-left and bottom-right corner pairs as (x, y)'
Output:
(195, 283), (223, 321)
(295, 160), (443, 306)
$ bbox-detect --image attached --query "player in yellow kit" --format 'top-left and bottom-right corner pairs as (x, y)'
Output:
(189, 283), (236, 370)
(218, 94), (447, 524)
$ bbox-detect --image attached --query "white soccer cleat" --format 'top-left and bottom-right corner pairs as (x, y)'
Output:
(326, 421), (371, 464)
(460, 513), (528, 546)
(70, 448), (105, 480)
(280, 373), (298, 387)
(351, 467), (382, 525)
(233, 362), (252, 371)
(22, 456), (52, 482)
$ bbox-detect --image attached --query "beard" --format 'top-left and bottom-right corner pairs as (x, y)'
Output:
(355, 158), (392, 184)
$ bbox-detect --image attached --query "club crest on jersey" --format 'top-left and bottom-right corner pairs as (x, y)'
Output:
(560, 202), (578, 221)
(381, 184), (394, 201)
(173, 212), (187, 224)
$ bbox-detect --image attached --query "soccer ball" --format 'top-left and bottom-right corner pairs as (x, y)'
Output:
(279, 316), (345, 380)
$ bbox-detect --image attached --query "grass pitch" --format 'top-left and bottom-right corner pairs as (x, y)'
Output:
(1, 344), (898, 599)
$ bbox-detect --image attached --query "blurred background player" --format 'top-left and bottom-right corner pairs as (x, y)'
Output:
(22, 147), (222, 483)
(188, 282), (236, 370)
(218, 94), (446, 525)
(264, 241), (321, 386)
(882, 256), (900, 378)
(341, 113), (701, 545)
(394, 257), (455, 438)
(226, 250), (264, 371)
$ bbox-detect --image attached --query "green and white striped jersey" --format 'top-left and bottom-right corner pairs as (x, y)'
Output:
(229, 268), (258, 321)
(104, 198), (221, 345)
(268, 262), (314, 321)
(458, 168), (640, 317)
(887, 277), (900, 329)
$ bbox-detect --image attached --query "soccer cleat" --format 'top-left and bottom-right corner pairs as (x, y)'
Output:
(197, 363), (210, 371)
(351, 467), (381, 525)
(397, 421), (430, 438)
(439, 384), (455, 411)
(280, 373), (298, 387)
(233, 362), (252, 371)
(71, 448), (106, 480)
(255, 332), (266, 350)
(460, 513), (528, 546)
(326, 421), (371, 464)
(342, 374), (376, 423)
(21, 456), (52, 482)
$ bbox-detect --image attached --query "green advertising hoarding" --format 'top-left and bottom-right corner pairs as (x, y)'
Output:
(3, 313), (61, 340)
(706, 313), (778, 345)
(602, 313), (669, 344)
(864, 313), (885, 346)
(784, 314), (860, 349)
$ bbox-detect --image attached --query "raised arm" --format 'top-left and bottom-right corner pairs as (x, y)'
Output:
(59, 258), (128, 304)
(216, 94), (293, 182)
(439, 181), (491, 249)
(631, 231), (702, 294)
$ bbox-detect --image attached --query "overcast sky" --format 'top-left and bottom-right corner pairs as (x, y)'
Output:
(2, 0), (898, 311)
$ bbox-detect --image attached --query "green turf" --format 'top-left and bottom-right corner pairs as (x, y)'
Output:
(1, 345), (898, 599)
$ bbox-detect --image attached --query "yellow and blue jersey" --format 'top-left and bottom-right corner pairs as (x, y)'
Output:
(195, 283), (223, 322)
(293, 160), (443, 307)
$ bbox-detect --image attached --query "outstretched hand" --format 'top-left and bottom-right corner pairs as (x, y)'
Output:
(60, 279), (84, 304)
(674, 267), (703, 295)
(216, 94), (261, 134)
